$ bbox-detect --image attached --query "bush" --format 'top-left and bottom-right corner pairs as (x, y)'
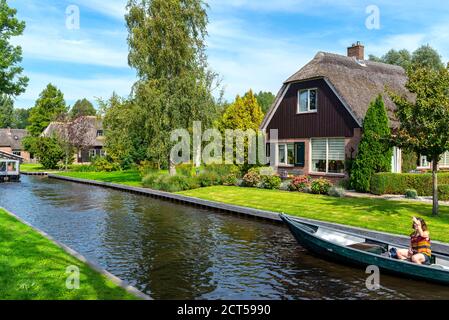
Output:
(405, 189), (418, 199)
(138, 160), (159, 177)
(438, 185), (449, 201)
(261, 175), (282, 189)
(176, 164), (194, 177)
(91, 157), (120, 172)
(197, 171), (221, 187)
(222, 174), (238, 186)
(142, 174), (200, 192)
(204, 164), (240, 177)
(310, 178), (333, 195)
(370, 172), (449, 196)
(280, 181), (291, 191)
(242, 169), (261, 187)
(329, 186), (346, 198)
(289, 175), (310, 192)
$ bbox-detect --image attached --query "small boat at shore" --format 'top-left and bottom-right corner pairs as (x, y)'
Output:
(280, 214), (449, 285)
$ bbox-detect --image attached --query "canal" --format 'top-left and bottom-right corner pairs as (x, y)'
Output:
(1, 175), (449, 300)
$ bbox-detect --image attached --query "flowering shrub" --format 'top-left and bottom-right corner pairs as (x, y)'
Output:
(243, 170), (261, 187)
(289, 175), (310, 192)
(222, 174), (238, 186)
(310, 178), (333, 195)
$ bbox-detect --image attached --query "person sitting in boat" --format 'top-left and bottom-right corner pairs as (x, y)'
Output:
(396, 217), (432, 265)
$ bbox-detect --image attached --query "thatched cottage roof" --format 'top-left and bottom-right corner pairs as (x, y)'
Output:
(0, 129), (28, 149)
(262, 52), (412, 129)
(42, 116), (104, 147)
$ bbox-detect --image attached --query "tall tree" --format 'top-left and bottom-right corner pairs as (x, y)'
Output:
(0, 95), (14, 127)
(369, 49), (412, 70)
(27, 84), (67, 136)
(350, 95), (392, 192)
(12, 108), (30, 129)
(70, 98), (96, 119)
(0, 0), (28, 96)
(217, 90), (264, 170)
(411, 45), (444, 71)
(389, 65), (449, 216)
(254, 91), (275, 114)
(369, 45), (444, 71)
(125, 0), (219, 173)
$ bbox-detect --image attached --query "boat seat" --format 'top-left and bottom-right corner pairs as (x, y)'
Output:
(348, 242), (385, 255)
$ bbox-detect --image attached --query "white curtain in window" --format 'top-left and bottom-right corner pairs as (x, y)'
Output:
(311, 139), (327, 160)
(328, 138), (345, 161)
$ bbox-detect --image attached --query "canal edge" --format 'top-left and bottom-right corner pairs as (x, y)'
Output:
(0, 206), (152, 301)
(47, 174), (449, 254)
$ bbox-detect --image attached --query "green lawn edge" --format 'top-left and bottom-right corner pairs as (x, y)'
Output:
(52, 170), (143, 187)
(0, 208), (140, 300)
(178, 186), (449, 244)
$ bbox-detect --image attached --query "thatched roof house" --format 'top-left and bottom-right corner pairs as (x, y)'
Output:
(261, 43), (408, 178)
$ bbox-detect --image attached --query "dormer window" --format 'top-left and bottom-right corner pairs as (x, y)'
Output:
(297, 89), (317, 113)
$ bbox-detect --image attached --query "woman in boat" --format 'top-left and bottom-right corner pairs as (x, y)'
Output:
(396, 217), (432, 265)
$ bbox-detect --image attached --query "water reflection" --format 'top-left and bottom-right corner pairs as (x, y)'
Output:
(1, 176), (449, 299)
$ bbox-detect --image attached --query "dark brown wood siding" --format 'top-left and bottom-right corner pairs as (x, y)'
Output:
(266, 79), (360, 139)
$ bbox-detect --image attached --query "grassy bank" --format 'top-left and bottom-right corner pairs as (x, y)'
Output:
(0, 208), (139, 300)
(179, 186), (449, 243)
(53, 170), (143, 187)
(20, 164), (59, 173)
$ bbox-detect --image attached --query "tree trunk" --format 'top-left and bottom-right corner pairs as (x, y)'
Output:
(169, 158), (176, 176)
(432, 155), (439, 216)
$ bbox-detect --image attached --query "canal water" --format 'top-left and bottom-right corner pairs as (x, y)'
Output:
(1, 176), (448, 300)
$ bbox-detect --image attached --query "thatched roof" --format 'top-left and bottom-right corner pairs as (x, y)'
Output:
(262, 52), (412, 129)
(0, 129), (28, 149)
(42, 116), (104, 147)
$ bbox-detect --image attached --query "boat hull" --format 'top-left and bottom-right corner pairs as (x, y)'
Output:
(281, 215), (449, 286)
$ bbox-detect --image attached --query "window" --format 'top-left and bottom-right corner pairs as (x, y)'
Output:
(278, 143), (295, 166)
(311, 138), (345, 174)
(89, 149), (97, 158)
(419, 152), (449, 168)
(96, 130), (104, 137)
(278, 145), (286, 165)
(12, 150), (21, 157)
(298, 89), (317, 113)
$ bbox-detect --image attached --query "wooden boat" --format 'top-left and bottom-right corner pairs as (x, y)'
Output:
(280, 214), (449, 285)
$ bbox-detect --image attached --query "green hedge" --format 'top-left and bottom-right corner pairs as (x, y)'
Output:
(370, 172), (449, 196)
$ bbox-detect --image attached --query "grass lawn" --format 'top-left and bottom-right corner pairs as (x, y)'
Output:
(179, 186), (449, 244)
(0, 208), (139, 300)
(54, 170), (143, 187)
(20, 163), (59, 173)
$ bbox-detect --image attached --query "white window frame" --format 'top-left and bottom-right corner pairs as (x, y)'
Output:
(310, 138), (345, 175)
(277, 143), (295, 167)
(297, 88), (318, 114)
(419, 152), (449, 169)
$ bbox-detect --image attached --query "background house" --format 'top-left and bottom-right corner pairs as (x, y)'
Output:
(0, 128), (31, 163)
(42, 116), (105, 163)
(261, 43), (410, 179)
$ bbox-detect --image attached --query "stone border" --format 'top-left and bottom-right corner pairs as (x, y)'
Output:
(48, 174), (449, 255)
(21, 172), (49, 176)
(0, 207), (152, 300)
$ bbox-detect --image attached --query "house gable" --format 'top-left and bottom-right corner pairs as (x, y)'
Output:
(265, 78), (360, 140)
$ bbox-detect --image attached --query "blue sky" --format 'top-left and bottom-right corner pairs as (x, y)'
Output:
(9, 0), (449, 109)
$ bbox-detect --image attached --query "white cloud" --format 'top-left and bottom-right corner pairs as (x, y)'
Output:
(15, 72), (135, 108)
(75, 0), (127, 20)
(207, 19), (317, 100)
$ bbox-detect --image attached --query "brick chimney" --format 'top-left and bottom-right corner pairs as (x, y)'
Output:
(347, 41), (365, 60)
